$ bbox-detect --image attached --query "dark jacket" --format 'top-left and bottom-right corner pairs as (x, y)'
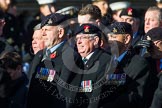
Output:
(93, 50), (157, 108)
(0, 72), (28, 108)
(27, 42), (83, 108)
(0, 37), (15, 56)
(150, 73), (162, 108)
(69, 48), (111, 108)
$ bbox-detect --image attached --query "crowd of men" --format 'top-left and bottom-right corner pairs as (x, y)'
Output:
(0, 0), (162, 108)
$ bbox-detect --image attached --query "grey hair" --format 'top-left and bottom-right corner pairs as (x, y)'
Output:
(147, 6), (162, 21)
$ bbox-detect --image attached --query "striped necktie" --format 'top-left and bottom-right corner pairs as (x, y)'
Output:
(42, 49), (51, 61)
(82, 58), (88, 64)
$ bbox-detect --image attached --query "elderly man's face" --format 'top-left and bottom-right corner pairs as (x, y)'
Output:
(151, 40), (162, 59)
(76, 34), (99, 57)
(41, 25), (59, 49)
(32, 29), (44, 54)
(144, 10), (161, 33)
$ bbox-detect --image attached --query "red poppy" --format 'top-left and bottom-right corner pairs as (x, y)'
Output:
(50, 52), (56, 59)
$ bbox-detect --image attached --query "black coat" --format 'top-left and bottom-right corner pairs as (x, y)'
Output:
(69, 48), (112, 108)
(0, 72), (28, 108)
(88, 50), (157, 108)
(0, 37), (15, 56)
(150, 73), (162, 108)
(27, 42), (83, 108)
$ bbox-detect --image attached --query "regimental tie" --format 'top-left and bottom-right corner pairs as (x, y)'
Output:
(42, 49), (51, 61)
(82, 58), (88, 64)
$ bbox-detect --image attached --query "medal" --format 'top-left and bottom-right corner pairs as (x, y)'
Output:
(47, 69), (56, 82)
(81, 80), (92, 92)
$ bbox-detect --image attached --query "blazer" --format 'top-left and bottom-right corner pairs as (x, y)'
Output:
(96, 50), (158, 108)
(70, 48), (111, 108)
(27, 42), (83, 108)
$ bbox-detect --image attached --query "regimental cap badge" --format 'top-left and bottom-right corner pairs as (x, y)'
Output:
(127, 8), (132, 16)
(113, 27), (117, 33)
(146, 35), (151, 40)
(84, 25), (90, 33)
(48, 19), (53, 24)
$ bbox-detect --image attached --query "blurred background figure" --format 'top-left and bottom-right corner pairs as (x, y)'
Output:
(0, 0), (22, 52)
(56, 6), (79, 49)
(92, 0), (113, 26)
(0, 9), (15, 57)
(37, 0), (57, 17)
(78, 4), (101, 25)
(110, 1), (131, 22)
(7, 0), (17, 17)
(92, 0), (109, 17)
(0, 52), (28, 108)
(56, 6), (79, 38)
(156, 0), (162, 8)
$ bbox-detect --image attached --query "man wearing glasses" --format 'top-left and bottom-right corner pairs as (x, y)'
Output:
(73, 23), (111, 107)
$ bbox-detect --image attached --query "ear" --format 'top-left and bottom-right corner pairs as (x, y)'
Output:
(124, 34), (131, 45)
(93, 36), (100, 47)
(100, 39), (104, 47)
(58, 27), (65, 39)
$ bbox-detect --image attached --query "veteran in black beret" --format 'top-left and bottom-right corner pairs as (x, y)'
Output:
(70, 23), (112, 108)
(108, 22), (132, 56)
(88, 22), (157, 108)
(119, 7), (143, 46)
(27, 13), (83, 108)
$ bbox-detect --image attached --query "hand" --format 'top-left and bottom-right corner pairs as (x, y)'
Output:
(134, 40), (152, 48)
(133, 40), (153, 57)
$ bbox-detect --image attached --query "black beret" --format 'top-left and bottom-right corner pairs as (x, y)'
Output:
(41, 13), (66, 27)
(75, 24), (102, 37)
(33, 23), (41, 31)
(145, 27), (162, 41)
(120, 7), (139, 18)
(109, 22), (132, 35)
